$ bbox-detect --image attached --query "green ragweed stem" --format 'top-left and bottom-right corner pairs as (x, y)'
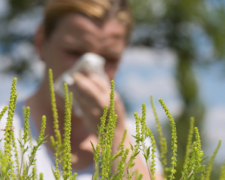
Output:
(117, 129), (127, 152)
(147, 128), (156, 180)
(11, 130), (20, 178)
(93, 144), (101, 180)
(25, 116), (47, 179)
(93, 105), (108, 180)
(182, 117), (194, 177)
(150, 96), (167, 175)
(219, 161), (225, 180)
(205, 140), (222, 180)
(32, 166), (37, 180)
(39, 173), (44, 180)
(159, 99), (177, 180)
(0, 106), (8, 121)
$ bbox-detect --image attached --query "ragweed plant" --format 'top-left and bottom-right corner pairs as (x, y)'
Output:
(1, 72), (225, 180)
(0, 73), (77, 180)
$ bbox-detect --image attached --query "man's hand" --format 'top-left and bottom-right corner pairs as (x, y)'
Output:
(70, 72), (126, 134)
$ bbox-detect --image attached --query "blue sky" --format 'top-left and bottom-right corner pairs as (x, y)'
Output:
(195, 62), (225, 108)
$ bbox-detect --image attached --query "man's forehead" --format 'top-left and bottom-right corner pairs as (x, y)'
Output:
(61, 14), (126, 42)
(58, 14), (126, 54)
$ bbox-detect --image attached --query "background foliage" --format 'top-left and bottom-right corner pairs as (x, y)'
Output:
(1, 0), (225, 179)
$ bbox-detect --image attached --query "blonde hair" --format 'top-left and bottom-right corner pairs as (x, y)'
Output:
(43, 0), (133, 39)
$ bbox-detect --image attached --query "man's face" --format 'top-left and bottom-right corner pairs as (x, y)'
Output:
(38, 14), (127, 80)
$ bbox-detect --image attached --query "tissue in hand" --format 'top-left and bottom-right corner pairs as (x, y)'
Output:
(54, 52), (108, 116)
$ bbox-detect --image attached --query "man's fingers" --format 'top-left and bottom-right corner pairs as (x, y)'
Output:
(73, 90), (102, 118)
(72, 72), (100, 97)
(87, 73), (110, 92)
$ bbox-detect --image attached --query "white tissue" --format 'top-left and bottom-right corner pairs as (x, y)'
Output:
(54, 53), (109, 116)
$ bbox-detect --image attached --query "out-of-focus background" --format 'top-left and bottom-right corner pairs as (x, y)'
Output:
(0, 0), (225, 179)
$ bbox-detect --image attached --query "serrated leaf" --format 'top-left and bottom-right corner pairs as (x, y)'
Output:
(129, 142), (134, 151)
(23, 146), (29, 154)
(18, 139), (23, 148)
(90, 141), (96, 153)
(134, 151), (140, 158)
(143, 154), (148, 161)
(146, 146), (150, 158)
(201, 156), (208, 162)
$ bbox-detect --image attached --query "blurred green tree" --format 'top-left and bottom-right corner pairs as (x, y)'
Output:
(0, 0), (45, 77)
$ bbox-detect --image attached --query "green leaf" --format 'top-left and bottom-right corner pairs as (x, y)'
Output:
(129, 142), (134, 151)
(90, 141), (96, 153)
(146, 146), (150, 158)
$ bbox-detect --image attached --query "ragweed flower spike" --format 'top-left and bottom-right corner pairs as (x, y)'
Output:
(159, 98), (177, 180)
(134, 112), (141, 145)
(0, 106), (8, 121)
(23, 107), (30, 143)
(62, 83), (72, 179)
(194, 127), (204, 169)
(105, 80), (117, 147)
(4, 78), (18, 178)
(140, 103), (147, 141)
(32, 166), (37, 180)
(49, 69), (62, 152)
(38, 116), (47, 142)
(53, 153), (60, 180)
(98, 105), (108, 148)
